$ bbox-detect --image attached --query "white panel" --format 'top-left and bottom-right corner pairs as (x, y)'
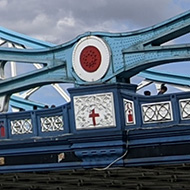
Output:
(179, 98), (190, 120)
(40, 115), (64, 132)
(74, 92), (116, 130)
(123, 99), (136, 125)
(11, 119), (33, 135)
(141, 101), (173, 124)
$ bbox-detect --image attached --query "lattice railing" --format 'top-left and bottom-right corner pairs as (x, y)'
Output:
(141, 101), (173, 124)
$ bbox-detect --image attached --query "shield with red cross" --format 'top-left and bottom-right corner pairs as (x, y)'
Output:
(73, 92), (116, 130)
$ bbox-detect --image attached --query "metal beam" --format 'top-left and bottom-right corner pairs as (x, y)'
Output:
(0, 11), (189, 98)
(10, 95), (45, 111)
(139, 69), (190, 86)
(0, 26), (54, 48)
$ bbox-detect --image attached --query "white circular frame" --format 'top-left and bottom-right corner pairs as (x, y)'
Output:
(72, 36), (110, 82)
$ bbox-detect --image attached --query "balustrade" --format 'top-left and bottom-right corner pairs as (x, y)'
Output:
(0, 89), (189, 140)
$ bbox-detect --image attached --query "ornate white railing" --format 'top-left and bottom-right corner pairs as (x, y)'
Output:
(141, 101), (173, 124)
(179, 98), (190, 120)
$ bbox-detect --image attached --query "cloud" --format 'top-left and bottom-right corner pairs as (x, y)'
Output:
(0, 0), (187, 45)
(0, 0), (7, 9)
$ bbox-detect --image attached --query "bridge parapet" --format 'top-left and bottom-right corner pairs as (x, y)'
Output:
(0, 83), (189, 172)
(0, 83), (189, 141)
(0, 104), (70, 140)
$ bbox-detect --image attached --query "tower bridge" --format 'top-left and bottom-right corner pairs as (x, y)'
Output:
(0, 11), (189, 189)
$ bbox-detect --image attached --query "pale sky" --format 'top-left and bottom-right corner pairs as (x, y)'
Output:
(0, 0), (189, 45)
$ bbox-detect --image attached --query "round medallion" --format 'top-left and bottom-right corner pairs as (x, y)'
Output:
(72, 36), (110, 82)
(80, 46), (101, 72)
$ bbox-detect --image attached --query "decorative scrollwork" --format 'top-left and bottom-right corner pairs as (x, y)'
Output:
(40, 115), (64, 132)
(74, 92), (116, 130)
(142, 101), (173, 124)
(11, 119), (33, 135)
(179, 98), (190, 120)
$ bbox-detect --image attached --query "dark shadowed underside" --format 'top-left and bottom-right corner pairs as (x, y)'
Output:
(1, 164), (190, 190)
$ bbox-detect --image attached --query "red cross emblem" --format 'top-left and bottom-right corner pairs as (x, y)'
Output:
(89, 109), (99, 126)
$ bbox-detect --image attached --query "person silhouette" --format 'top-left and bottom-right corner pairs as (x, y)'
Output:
(144, 90), (151, 96)
(158, 84), (167, 95)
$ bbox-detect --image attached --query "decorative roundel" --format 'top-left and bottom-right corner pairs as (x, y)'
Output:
(72, 36), (110, 82)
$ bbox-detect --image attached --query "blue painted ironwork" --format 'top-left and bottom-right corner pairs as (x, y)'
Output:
(0, 26), (55, 111)
(0, 11), (189, 96)
(10, 95), (45, 110)
(0, 26), (54, 48)
(0, 11), (189, 173)
(0, 83), (189, 172)
(139, 69), (190, 86)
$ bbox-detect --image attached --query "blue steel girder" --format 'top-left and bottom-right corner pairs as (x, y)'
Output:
(0, 26), (54, 48)
(123, 44), (190, 78)
(0, 11), (189, 96)
(10, 95), (45, 110)
(139, 69), (190, 87)
(0, 26), (56, 111)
